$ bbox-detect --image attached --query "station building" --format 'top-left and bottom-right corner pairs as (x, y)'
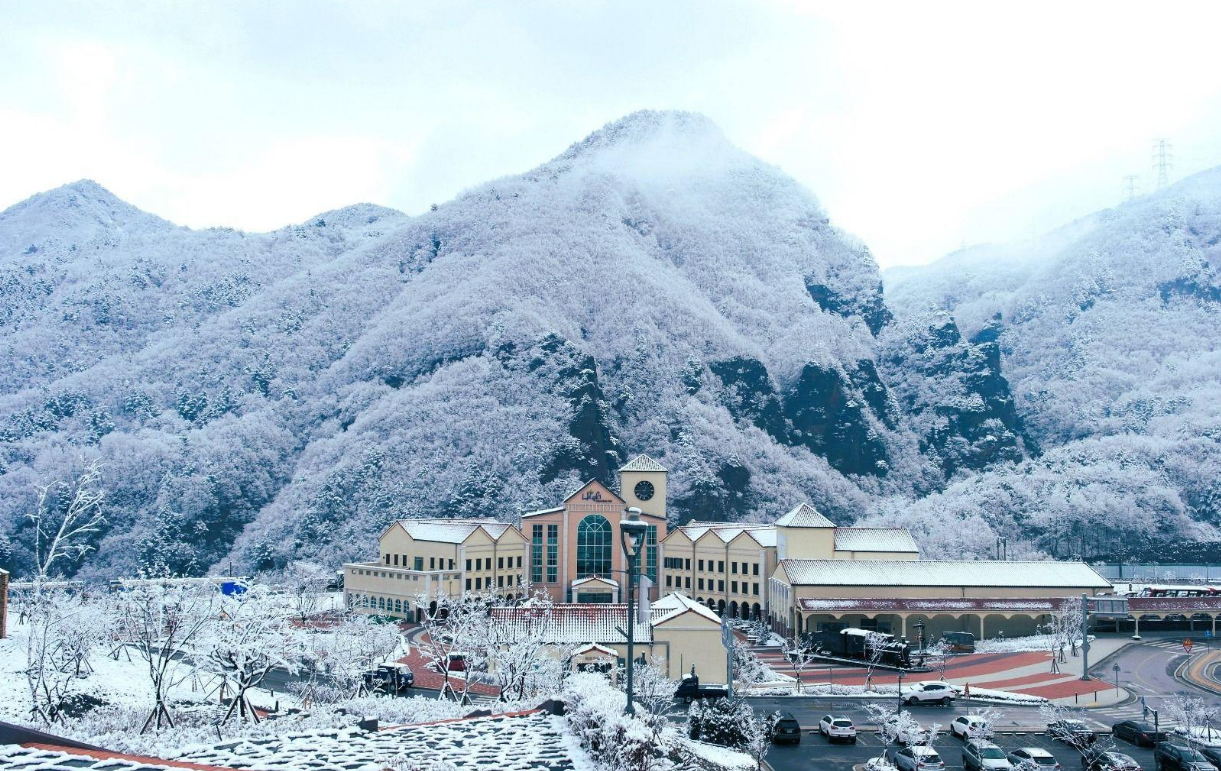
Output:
(343, 452), (1114, 644)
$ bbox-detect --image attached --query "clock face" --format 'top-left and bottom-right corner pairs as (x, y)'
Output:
(634, 480), (655, 501)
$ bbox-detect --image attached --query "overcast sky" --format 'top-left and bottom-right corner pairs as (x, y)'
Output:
(4, 1), (1221, 267)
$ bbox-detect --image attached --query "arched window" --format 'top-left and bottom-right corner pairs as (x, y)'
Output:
(378, 597), (386, 610)
(394, 599), (402, 614)
(576, 515), (613, 578)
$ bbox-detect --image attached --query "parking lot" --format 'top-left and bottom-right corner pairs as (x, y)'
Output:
(765, 728), (1159, 771)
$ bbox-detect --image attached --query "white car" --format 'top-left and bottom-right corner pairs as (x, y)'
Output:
(951, 715), (991, 739)
(963, 739), (1013, 771)
(902, 681), (956, 706)
(890, 745), (946, 771)
(818, 715), (858, 743)
(883, 715), (929, 746)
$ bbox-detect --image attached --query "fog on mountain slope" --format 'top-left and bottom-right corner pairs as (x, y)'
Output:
(873, 167), (1221, 560)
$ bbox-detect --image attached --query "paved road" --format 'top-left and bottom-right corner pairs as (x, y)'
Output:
(742, 697), (1047, 731)
(765, 730), (1158, 771)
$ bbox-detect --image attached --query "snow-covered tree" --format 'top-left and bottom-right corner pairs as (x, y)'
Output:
(114, 579), (217, 731)
(197, 584), (305, 723)
(779, 636), (816, 693)
(281, 560), (332, 622)
(26, 458), (106, 583)
(24, 590), (102, 723)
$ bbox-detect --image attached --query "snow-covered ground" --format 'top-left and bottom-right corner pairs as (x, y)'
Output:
(975, 634), (1092, 654)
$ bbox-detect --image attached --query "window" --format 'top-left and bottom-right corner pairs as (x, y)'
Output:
(546, 524), (559, 583)
(753, 563), (760, 576)
(384, 554), (390, 565)
(475, 577), (482, 590)
(531, 525), (544, 583)
(645, 525), (658, 582)
(718, 561), (724, 573)
(448, 559), (454, 570)
(718, 580), (724, 592)
(685, 577), (690, 588)
(465, 579), (471, 590)
(576, 515), (612, 578)
(430, 557), (436, 570)
(753, 583), (759, 595)
(685, 558), (691, 570)
(699, 559), (705, 572)
(731, 561), (737, 574)
(498, 557), (504, 570)
(666, 575), (672, 587)
(393, 554), (399, 566)
(466, 559), (472, 572)
(498, 575), (504, 587)
(731, 581), (738, 593)
(414, 556), (424, 571)
(517, 556), (522, 568)
(698, 578), (705, 590)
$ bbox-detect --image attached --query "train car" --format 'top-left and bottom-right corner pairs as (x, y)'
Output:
(805, 628), (912, 668)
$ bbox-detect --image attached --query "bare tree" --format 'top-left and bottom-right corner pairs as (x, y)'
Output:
(416, 590), (494, 702)
(1164, 695), (1221, 748)
(296, 610), (403, 703)
(27, 458), (106, 584)
(115, 580), (217, 732)
(741, 708), (773, 771)
(282, 560), (331, 623)
(922, 639), (951, 681)
(862, 631), (889, 689)
(484, 591), (563, 702)
(780, 636), (817, 693)
(24, 590), (97, 724)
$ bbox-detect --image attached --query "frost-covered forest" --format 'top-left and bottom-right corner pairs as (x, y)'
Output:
(1, 110), (1219, 579)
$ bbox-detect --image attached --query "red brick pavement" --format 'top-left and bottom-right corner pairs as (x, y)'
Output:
(396, 633), (500, 697)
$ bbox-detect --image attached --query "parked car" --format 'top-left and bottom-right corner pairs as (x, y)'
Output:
(952, 715), (992, 740)
(1081, 749), (1141, 771)
(1152, 742), (1214, 771)
(903, 681), (956, 706)
(818, 715), (858, 743)
(1048, 719), (1096, 747)
(768, 712), (801, 745)
(890, 745), (946, 771)
(361, 663), (414, 694)
(942, 631), (977, 653)
(674, 675), (728, 704)
(883, 714), (929, 746)
(964, 739), (1013, 771)
(1007, 747), (1061, 769)
(1199, 747), (1221, 769)
(1112, 721), (1167, 747)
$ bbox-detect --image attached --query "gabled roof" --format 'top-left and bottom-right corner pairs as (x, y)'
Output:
(573, 642), (618, 657)
(572, 576), (619, 588)
(675, 521), (776, 547)
(390, 518), (516, 545)
(618, 453), (668, 473)
(833, 527), (919, 553)
(774, 502), (836, 528)
(563, 479), (624, 505)
(778, 559), (1112, 589)
(650, 593), (722, 625)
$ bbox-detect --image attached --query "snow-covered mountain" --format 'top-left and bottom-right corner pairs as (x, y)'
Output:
(2, 110), (1215, 579)
(876, 169), (1221, 560)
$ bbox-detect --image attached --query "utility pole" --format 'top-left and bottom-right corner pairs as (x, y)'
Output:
(1080, 593), (1091, 681)
(1123, 175), (1140, 201)
(1153, 139), (1173, 190)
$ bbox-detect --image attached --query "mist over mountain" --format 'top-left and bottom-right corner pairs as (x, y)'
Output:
(876, 169), (1221, 560)
(1, 111), (1216, 579)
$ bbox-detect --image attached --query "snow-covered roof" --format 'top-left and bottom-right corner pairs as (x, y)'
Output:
(490, 604), (652, 643)
(779, 559), (1112, 588)
(676, 521), (776, 546)
(573, 642), (617, 656)
(572, 576), (619, 588)
(521, 505), (564, 518)
(796, 597), (1068, 613)
(650, 593), (722, 625)
(774, 503), (835, 528)
(618, 453), (668, 472)
(170, 709), (584, 771)
(833, 528), (919, 553)
(0, 746), (236, 771)
(393, 519), (514, 544)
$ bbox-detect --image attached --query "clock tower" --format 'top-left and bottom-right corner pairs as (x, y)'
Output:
(619, 453), (668, 520)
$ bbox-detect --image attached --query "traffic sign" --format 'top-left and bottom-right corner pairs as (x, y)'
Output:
(1184, 639), (1194, 653)
(1207, 630), (1214, 639)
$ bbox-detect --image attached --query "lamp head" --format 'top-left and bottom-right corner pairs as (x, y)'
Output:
(620, 506), (648, 554)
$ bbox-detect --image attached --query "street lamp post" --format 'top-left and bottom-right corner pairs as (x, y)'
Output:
(620, 506), (649, 716)
(896, 671), (905, 714)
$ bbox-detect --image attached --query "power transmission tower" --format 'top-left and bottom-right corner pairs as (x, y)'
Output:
(1123, 175), (1140, 201)
(1152, 139), (1173, 189)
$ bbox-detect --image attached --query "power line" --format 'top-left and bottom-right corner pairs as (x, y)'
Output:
(1152, 138), (1173, 189)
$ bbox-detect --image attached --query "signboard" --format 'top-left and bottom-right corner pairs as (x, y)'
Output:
(1088, 597), (1130, 618)
(1184, 639), (1194, 653)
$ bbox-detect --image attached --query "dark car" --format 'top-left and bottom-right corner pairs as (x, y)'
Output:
(1081, 749), (1141, 771)
(1048, 719), (1096, 748)
(361, 662), (414, 694)
(768, 712), (802, 745)
(675, 675), (729, 704)
(1112, 720), (1167, 747)
(1152, 742), (1214, 771)
(1200, 747), (1221, 769)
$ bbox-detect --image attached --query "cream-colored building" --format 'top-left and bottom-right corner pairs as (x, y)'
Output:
(344, 518), (528, 619)
(659, 502), (919, 622)
(490, 592), (728, 682)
